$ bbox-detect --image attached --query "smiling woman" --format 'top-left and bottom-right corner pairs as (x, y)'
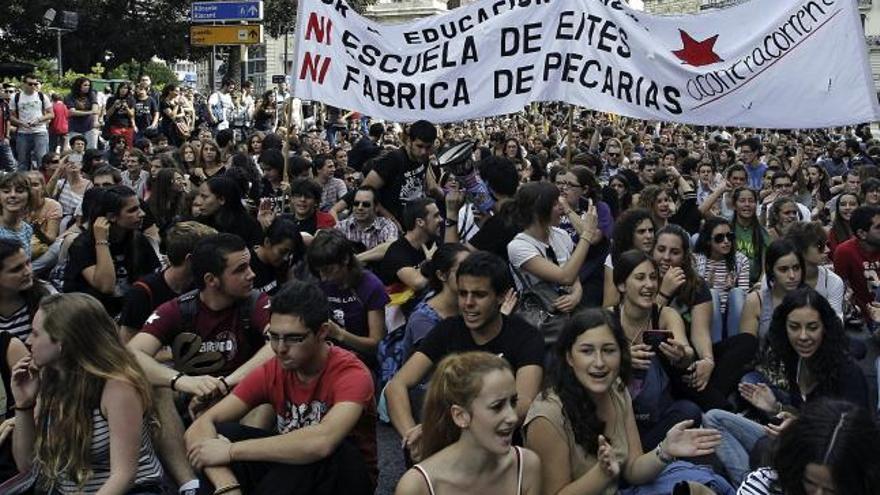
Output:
(0, 172), (35, 259)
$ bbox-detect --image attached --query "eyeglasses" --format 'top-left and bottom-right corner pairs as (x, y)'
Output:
(49, 160), (60, 164)
(25, 82), (39, 87)
(712, 232), (736, 243)
(555, 181), (581, 189)
(353, 200), (372, 208)
(264, 330), (310, 346)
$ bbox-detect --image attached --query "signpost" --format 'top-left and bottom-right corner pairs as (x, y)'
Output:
(190, 25), (263, 46)
(191, 1), (263, 22)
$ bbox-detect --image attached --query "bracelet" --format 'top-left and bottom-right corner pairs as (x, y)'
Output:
(214, 484), (240, 495)
(170, 372), (185, 392)
(13, 402), (35, 411)
(655, 441), (675, 464)
(95, 240), (110, 246)
(658, 291), (673, 300)
(219, 376), (230, 395)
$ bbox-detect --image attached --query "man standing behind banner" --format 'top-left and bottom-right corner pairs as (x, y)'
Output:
(361, 120), (441, 226)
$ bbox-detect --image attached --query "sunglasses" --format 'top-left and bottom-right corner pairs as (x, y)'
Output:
(713, 232), (736, 243)
(26, 82), (39, 87)
(353, 200), (372, 208)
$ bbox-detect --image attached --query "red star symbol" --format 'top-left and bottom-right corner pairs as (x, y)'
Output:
(672, 30), (724, 67)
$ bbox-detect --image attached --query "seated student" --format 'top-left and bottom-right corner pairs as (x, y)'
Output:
(313, 153), (347, 211)
(307, 229), (389, 367)
(832, 204), (880, 330)
(334, 185), (399, 264)
(783, 221), (844, 320)
(11, 293), (164, 493)
(402, 244), (471, 358)
(185, 281), (377, 495)
(0, 172), (35, 260)
(0, 330), (28, 484)
(524, 309), (731, 495)
(194, 176), (264, 248)
(378, 198), (442, 292)
(0, 238), (55, 342)
(395, 352), (542, 495)
(703, 288), (869, 486)
(652, 225), (758, 412)
(282, 177), (336, 236)
(738, 398), (880, 495)
(250, 217), (302, 295)
(610, 250), (700, 451)
(602, 208), (655, 307)
(62, 185), (160, 317)
(386, 252), (544, 463)
(128, 233), (274, 495)
(118, 221), (218, 342)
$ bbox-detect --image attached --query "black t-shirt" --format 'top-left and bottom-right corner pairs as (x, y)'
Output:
(249, 249), (283, 295)
(378, 236), (425, 286)
(417, 315), (544, 371)
(371, 148), (427, 221)
(118, 270), (185, 330)
(105, 96), (135, 128)
(63, 232), (161, 317)
(470, 213), (520, 263)
(670, 195), (702, 235)
(133, 96), (158, 131)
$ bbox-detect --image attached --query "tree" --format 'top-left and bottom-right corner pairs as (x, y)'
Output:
(263, 0), (378, 39)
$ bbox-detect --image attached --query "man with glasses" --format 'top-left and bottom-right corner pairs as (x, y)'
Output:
(335, 186), (399, 263)
(737, 137), (767, 190)
(10, 74), (53, 171)
(600, 138), (624, 182)
(185, 280), (376, 495)
(129, 233), (274, 495)
(759, 171), (811, 221)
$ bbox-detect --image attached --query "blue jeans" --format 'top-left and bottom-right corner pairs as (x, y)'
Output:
(711, 287), (746, 342)
(15, 132), (48, 171)
(702, 409), (766, 486)
(0, 139), (15, 171)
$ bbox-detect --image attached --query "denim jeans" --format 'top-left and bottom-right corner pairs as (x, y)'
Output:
(702, 409), (766, 486)
(15, 131), (48, 170)
(710, 287), (747, 342)
(0, 139), (15, 171)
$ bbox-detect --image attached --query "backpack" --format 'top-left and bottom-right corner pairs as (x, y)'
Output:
(376, 326), (406, 392)
(13, 91), (48, 116)
(170, 289), (263, 375)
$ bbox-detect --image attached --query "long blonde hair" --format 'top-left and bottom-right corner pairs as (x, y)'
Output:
(419, 352), (512, 458)
(34, 293), (155, 489)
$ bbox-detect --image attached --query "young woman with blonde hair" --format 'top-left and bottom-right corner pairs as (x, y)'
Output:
(395, 352), (542, 495)
(10, 292), (163, 493)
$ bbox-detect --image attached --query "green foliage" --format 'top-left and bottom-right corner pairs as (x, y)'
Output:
(107, 60), (179, 88)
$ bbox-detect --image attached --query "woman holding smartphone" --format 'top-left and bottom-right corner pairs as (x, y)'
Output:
(48, 152), (92, 233)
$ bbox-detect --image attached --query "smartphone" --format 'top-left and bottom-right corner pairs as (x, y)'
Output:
(642, 330), (673, 351)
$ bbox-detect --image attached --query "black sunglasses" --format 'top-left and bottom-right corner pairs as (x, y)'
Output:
(713, 232), (736, 243)
(353, 200), (372, 208)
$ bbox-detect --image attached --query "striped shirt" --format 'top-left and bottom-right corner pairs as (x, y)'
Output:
(335, 215), (399, 251)
(737, 468), (783, 495)
(0, 283), (56, 341)
(320, 177), (348, 211)
(693, 252), (750, 312)
(54, 409), (163, 493)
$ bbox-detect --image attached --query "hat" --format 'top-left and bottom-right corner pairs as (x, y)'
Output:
(436, 141), (475, 176)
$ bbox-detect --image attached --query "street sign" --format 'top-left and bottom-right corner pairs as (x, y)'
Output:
(191, 1), (263, 22)
(190, 25), (263, 46)
(271, 75), (286, 84)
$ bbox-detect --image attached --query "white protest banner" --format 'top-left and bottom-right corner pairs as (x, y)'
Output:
(292, 0), (880, 128)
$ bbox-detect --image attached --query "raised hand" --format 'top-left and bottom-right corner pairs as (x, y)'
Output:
(663, 420), (722, 458)
(738, 382), (779, 414)
(597, 435), (620, 478)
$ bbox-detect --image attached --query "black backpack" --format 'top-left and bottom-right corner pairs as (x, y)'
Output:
(13, 91), (48, 116)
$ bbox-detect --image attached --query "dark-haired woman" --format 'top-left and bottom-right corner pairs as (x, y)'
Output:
(610, 250), (701, 451)
(403, 243), (470, 358)
(740, 399), (880, 495)
(64, 77), (100, 149)
(764, 197), (799, 241)
(147, 168), (187, 238)
(785, 221), (844, 320)
(104, 82), (137, 148)
(308, 229), (389, 366)
(250, 217), (302, 295)
(637, 166), (700, 234)
(740, 240), (805, 342)
(159, 84), (187, 147)
(608, 174), (634, 218)
(826, 191), (858, 257)
(0, 238), (54, 342)
(703, 288), (869, 486)
(63, 185), (160, 317)
(0, 173), (34, 260)
(693, 216), (750, 342)
(602, 208), (654, 307)
(731, 188), (768, 285)
(556, 166), (613, 308)
(524, 308), (731, 495)
(508, 182), (598, 344)
(193, 176), (263, 247)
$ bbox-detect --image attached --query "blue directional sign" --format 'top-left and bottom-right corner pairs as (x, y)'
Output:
(191, 1), (264, 23)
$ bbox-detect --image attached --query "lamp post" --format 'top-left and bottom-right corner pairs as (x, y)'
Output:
(43, 9), (79, 78)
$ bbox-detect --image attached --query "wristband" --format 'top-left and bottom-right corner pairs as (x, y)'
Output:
(219, 376), (230, 395)
(170, 372), (185, 392)
(655, 441), (675, 464)
(14, 403), (35, 411)
(214, 484), (240, 495)
(658, 291), (673, 300)
(95, 240), (110, 246)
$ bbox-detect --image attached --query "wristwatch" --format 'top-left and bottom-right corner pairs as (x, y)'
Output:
(444, 218), (458, 227)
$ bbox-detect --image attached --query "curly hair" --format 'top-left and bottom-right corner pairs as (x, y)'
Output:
(610, 208), (654, 265)
(546, 308), (631, 456)
(767, 288), (848, 399)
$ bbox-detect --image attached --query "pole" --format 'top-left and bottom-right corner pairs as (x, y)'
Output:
(284, 31), (289, 76)
(56, 29), (63, 78)
(210, 46), (216, 90)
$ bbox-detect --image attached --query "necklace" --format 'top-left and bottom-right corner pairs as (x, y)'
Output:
(620, 302), (652, 344)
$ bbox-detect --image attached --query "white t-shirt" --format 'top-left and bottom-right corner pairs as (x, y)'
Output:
(14, 91), (50, 134)
(207, 91), (234, 130)
(508, 228), (574, 291)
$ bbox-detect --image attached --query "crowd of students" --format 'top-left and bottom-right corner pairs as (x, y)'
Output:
(0, 73), (877, 494)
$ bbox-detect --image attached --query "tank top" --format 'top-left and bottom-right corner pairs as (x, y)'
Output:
(52, 409), (163, 493)
(413, 446), (524, 495)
